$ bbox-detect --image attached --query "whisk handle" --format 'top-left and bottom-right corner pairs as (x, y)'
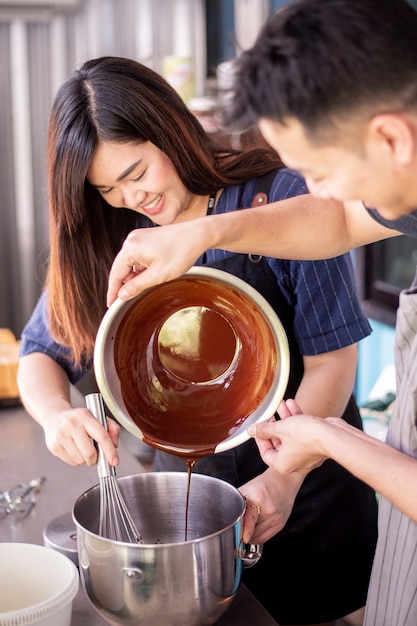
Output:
(86, 393), (115, 480)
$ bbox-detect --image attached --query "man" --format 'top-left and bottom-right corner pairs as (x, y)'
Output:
(107, 1), (417, 623)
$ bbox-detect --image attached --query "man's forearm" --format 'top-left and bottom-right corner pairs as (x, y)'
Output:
(324, 418), (417, 520)
(204, 195), (395, 259)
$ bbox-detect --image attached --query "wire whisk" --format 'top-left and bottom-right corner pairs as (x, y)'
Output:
(86, 393), (143, 544)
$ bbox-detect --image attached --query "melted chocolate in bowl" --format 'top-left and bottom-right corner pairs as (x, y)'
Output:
(114, 276), (279, 460)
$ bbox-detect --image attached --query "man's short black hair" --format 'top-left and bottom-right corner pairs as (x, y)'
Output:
(224, 0), (417, 140)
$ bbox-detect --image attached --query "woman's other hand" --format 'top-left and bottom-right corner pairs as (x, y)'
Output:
(239, 466), (305, 544)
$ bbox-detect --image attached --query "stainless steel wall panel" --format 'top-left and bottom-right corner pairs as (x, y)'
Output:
(0, 0), (205, 337)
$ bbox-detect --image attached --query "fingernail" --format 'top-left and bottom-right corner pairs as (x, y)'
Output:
(118, 287), (130, 300)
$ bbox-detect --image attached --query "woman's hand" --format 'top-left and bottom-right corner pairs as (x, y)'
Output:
(42, 406), (121, 467)
(239, 465), (305, 544)
(18, 353), (120, 468)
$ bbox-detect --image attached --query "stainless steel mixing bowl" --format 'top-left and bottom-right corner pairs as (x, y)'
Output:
(73, 472), (261, 626)
(94, 266), (290, 455)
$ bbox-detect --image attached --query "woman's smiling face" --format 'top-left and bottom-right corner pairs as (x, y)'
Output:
(87, 140), (197, 225)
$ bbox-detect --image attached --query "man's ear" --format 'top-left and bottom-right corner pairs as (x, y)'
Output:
(368, 113), (415, 165)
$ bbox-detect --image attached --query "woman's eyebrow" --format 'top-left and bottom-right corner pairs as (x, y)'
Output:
(89, 159), (143, 189)
(116, 159), (142, 182)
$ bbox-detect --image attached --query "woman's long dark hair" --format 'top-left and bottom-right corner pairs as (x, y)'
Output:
(46, 56), (283, 365)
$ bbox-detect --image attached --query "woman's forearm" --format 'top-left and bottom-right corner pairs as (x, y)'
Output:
(17, 353), (73, 427)
(294, 346), (357, 418)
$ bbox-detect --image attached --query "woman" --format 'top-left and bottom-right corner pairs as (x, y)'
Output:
(18, 56), (377, 626)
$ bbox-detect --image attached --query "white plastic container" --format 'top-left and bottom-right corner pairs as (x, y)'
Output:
(0, 542), (79, 626)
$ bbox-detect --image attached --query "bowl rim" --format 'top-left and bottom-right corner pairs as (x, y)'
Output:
(94, 266), (290, 454)
(72, 471), (246, 547)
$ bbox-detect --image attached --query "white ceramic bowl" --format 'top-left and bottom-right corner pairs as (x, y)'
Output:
(0, 543), (79, 626)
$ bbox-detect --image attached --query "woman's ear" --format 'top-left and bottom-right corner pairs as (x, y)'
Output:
(368, 113), (415, 165)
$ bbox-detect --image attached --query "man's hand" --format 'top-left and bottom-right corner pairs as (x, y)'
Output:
(107, 223), (207, 306)
(248, 399), (331, 474)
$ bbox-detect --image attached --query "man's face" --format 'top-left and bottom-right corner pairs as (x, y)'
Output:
(259, 116), (415, 220)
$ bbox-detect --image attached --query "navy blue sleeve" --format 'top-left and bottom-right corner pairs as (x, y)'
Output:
(267, 255), (371, 355)
(19, 291), (89, 384)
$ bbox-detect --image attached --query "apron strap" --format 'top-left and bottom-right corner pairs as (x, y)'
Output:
(251, 171), (277, 207)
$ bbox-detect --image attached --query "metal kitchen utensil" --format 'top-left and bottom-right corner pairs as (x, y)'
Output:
(0, 476), (45, 521)
(86, 393), (143, 544)
(73, 471), (262, 626)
